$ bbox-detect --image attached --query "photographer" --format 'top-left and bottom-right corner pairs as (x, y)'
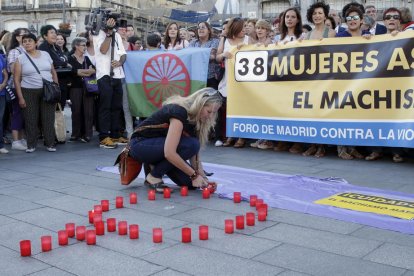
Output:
(94, 17), (128, 149)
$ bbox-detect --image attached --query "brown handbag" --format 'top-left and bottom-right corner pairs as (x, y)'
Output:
(114, 145), (142, 185)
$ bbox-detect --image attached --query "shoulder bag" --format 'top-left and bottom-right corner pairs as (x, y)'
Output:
(82, 57), (99, 95)
(114, 144), (142, 185)
(54, 103), (66, 142)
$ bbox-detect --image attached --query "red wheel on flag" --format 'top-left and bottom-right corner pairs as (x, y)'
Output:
(142, 53), (191, 108)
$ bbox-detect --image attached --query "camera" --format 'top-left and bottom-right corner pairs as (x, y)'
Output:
(85, 8), (127, 35)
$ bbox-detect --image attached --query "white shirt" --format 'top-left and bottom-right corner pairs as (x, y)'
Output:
(94, 30), (127, 80)
(369, 23), (377, 35)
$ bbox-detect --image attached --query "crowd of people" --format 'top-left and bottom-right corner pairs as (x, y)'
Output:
(0, 1), (413, 164)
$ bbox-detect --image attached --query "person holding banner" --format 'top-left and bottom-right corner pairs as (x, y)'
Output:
(129, 88), (222, 191)
(164, 22), (189, 50)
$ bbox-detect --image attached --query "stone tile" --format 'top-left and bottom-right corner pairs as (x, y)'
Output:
(151, 269), (191, 276)
(351, 226), (414, 248)
(34, 243), (164, 276)
(141, 244), (283, 276)
(28, 267), (75, 276)
(0, 245), (50, 276)
(277, 271), (311, 276)
(253, 223), (382, 258)
(34, 195), (97, 216)
(23, 176), (81, 191)
(0, 195), (43, 215)
(0, 214), (18, 225)
(0, 171), (35, 181)
(9, 165), (59, 174)
(0, 178), (20, 188)
(267, 208), (363, 234)
(403, 271), (414, 276)
(128, 198), (196, 217)
(253, 243), (405, 276)
(0, 185), (65, 201)
(364, 243), (414, 270)
(59, 185), (128, 201)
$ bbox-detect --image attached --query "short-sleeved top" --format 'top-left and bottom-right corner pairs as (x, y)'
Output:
(68, 55), (94, 88)
(190, 38), (220, 79)
(17, 51), (53, 89)
(131, 104), (196, 139)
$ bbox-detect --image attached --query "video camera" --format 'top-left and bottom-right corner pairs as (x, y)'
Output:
(84, 8), (127, 35)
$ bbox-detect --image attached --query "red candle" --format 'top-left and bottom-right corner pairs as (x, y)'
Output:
(88, 210), (94, 223)
(20, 240), (31, 257)
(65, 223), (75, 238)
(86, 230), (96, 245)
(58, 230), (68, 246)
(180, 186), (188, 196)
(116, 196), (124, 208)
(246, 212), (255, 226)
(93, 213), (102, 225)
(233, 192), (241, 203)
(250, 195), (258, 207)
(258, 208), (267, 221)
(153, 228), (162, 243)
(202, 188), (210, 199)
(130, 192), (137, 204)
(148, 190), (156, 200)
(118, 221), (128, 235)
(94, 205), (102, 214)
(181, 227), (192, 243)
(236, 215), (245, 229)
(163, 188), (171, 199)
(199, 225), (208, 240)
(95, 221), (105, 236)
(129, 224), (139, 239)
(262, 204), (268, 215)
(101, 200), (109, 212)
(107, 218), (116, 232)
(76, 226), (86, 241)
(41, 236), (52, 252)
(256, 199), (264, 211)
(224, 219), (234, 234)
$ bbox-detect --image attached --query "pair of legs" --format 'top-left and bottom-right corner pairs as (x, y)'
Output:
(70, 88), (94, 140)
(129, 136), (200, 188)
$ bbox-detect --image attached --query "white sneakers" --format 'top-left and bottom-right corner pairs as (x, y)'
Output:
(26, 148), (36, 153)
(0, 147), (9, 154)
(12, 140), (27, 151)
(46, 147), (56, 152)
(214, 140), (223, 147)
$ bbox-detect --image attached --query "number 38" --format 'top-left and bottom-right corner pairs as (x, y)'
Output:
(238, 57), (265, 76)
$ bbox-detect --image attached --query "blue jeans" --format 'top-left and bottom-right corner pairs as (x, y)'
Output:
(0, 95), (5, 148)
(129, 136), (200, 187)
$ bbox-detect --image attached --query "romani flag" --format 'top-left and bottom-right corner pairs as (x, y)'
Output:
(124, 48), (211, 117)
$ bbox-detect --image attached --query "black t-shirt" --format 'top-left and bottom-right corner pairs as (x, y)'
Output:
(68, 55), (94, 88)
(132, 104), (196, 139)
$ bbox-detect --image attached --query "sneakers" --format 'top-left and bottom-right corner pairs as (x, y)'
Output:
(26, 148), (36, 153)
(100, 137), (118, 149)
(46, 146), (57, 152)
(0, 147), (9, 154)
(392, 154), (404, 163)
(250, 139), (263, 148)
(214, 140), (223, 147)
(365, 152), (382, 161)
(113, 137), (128, 145)
(12, 140), (27, 151)
(257, 140), (274, 150)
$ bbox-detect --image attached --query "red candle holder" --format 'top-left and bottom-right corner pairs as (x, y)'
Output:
(86, 230), (96, 245)
(95, 221), (105, 236)
(256, 199), (264, 211)
(116, 196), (124, 208)
(153, 228), (162, 243)
(224, 219), (234, 234)
(20, 240), (31, 257)
(76, 226), (86, 241)
(118, 221), (128, 235)
(180, 186), (188, 196)
(148, 189), (156, 200)
(88, 210), (94, 223)
(58, 230), (68, 246)
(65, 223), (75, 238)
(41, 235), (52, 252)
(107, 218), (116, 232)
(199, 225), (208, 240)
(250, 195), (258, 207)
(236, 215), (245, 230)
(93, 213), (102, 225)
(129, 192), (137, 204)
(246, 212), (255, 226)
(258, 208), (267, 221)
(129, 224), (139, 239)
(202, 188), (210, 199)
(181, 227), (192, 243)
(101, 200), (109, 212)
(163, 188), (171, 199)
(233, 192), (241, 203)
(262, 203), (268, 215)
(94, 205), (102, 214)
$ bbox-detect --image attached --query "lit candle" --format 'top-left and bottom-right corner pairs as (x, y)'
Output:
(101, 200), (109, 212)
(88, 210), (94, 223)
(250, 195), (258, 207)
(153, 228), (162, 243)
(224, 219), (234, 234)
(129, 192), (137, 204)
(86, 230), (96, 245)
(58, 230), (68, 246)
(118, 221), (128, 235)
(163, 188), (171, 199)
(180, 186), (188, 196)
(93, 213), (102, 225)
(199, 225), (208, 240)
(148, 189), (156, 200)
(107, 218), (116, 232)
(76, 226), (86, 241)
(129, 224), (139, 239)
(95, 221), (105, 236)
(202, 188), (210, 199)
(246, 212), (255, 226)
(19, 240), (31, 257)
(94, 205), (102, 214)
(233, 192), (241, 203)
(258, 208), (267, 221)
(65, 223), (75, 238)
(181, 227), (191, 243)
(116, 196), (124, 208)
(262, 204), (268, 216)
(236, 215), (245, 230)
(41, 236), (52, 252)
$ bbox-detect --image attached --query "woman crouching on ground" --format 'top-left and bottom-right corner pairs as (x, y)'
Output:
(129, 88), (222, 192)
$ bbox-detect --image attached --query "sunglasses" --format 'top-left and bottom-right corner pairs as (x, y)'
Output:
(384, 14), (400, 20)
(346, 15), (360, 21)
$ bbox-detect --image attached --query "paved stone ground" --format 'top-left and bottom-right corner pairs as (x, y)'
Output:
(0, 136), (414, 276)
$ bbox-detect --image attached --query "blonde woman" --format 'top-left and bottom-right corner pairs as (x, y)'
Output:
(129, 88), (222, 192)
